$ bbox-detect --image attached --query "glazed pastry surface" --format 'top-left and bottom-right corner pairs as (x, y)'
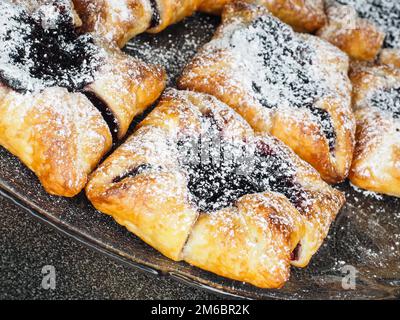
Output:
(179, 1), (355, 183)
(0, 1), (165, 196)
(86, 88), (345, 288)
(349, 64), (400, 197)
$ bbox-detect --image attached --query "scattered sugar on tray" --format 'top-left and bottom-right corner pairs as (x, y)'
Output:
(350, 182), (383, 200)
(124, 13), (218, 85)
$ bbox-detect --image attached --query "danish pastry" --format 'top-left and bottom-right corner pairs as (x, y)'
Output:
(86, 89), (345, 288)
(73, 0), (327, 48)
(349, 64), (400, 197)
(318, 0), (400, 64)
(73, 0), (204, 47)
(317, 1), (384, 61)
(179, 1), (355, 184)
(199, 0), (327, 32)
(0, 1), (165, 196)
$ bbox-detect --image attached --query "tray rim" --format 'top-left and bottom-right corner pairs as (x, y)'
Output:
(0, 183), (249, 300)
(2, 171), (400, 300)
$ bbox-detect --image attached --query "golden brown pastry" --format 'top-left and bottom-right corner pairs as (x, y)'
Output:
(0, 1), (165, 196)
(146, 0), (203, 34)
(349, 64), (400, 197)
(199, 0), (326, 32)
(317, 2), (384, 61)
(74, 0), (326, 48)
(0, 85), (112, 197)
(72, 0), (153, 48)
(318, 1), (400, 63)
(179, 1), (355, 184)
(73, 0), (204, 47)
(379, 49), (400, 70)
(86, 88), (345, 288)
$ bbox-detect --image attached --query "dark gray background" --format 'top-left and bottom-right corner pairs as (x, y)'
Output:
(0, 195), (219, 300)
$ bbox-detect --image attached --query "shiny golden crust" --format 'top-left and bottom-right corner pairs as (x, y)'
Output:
(86, 88), (344, 288)
(184, 192), (305, 288)
(197, 0), (327, 32)
(261, 0), (326, 33)
(349, 65), (400, 197)
(86, 127), (198, 260)
(85, 46), (166, 139)
(264, 133), (345, 267)
(74, 0), (325, 48)
(317, 3), (384, 61)
(73, 0), (203, 47)
(147, 0), (203, 34)
(73, 0), (152, 47)
(198, 0), (230, 14)
(379, 49), (400, 70)
(0, 85), (112, 197)
(0, 1), (165, 196)
(179, 1), (355, 183)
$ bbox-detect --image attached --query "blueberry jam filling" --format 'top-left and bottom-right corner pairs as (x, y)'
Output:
(369, 87), (400, 119)
(84, 92), (120, 142)
(177, 112), (308, 213)
(336, 0), (400, 49)
(237, 16), (336, 152)
(112, 164), (154, 184)
(149, 0), (161, 29)
(290, 243), (302, 261)
(0, 2), (102, 93)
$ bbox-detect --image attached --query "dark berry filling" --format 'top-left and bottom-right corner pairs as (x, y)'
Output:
(290, 243), (302, 261)
(177, 112), (307, 213)
(370, 86), (400, 119)
(244, 16), (336, 152)
(0, 1), (102, 93)
(84, 92), (119, 142)
(149, 0), (161, 29)
(112, 164), (154, 184)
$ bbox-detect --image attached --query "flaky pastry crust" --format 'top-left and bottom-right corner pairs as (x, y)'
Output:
(0, 1), (166, 196)
(179, 1), (355, 183)
(86, 88), (344, 288)
(317, 3), (384, 61)
(0, 85), (112, 197)
(349, 65), (400, 197)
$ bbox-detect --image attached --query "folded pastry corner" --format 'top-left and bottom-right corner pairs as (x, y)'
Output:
(0, 0), (165, 196)
(0, 85), (112, 197)
(86, 88), (345, 288)
(73, 0), (204, 48)
(200, 0), (326, 33)
(73, 0), (154, 47)
(318, 1), (400, 65)
(317, 2), (384, 61)
(349, 64), (400, 197)
(84, 43), (166, 139)
(179, 0), (355, 184)
(379, 49), (400, 70)
(73, 0), (326, 48)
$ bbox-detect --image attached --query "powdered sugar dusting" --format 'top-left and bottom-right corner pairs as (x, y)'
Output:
(181, 10), (351, 153)
(335, 0), (400, 49)
(124, 13), (219, 86)
(0, 1), (105, 93)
